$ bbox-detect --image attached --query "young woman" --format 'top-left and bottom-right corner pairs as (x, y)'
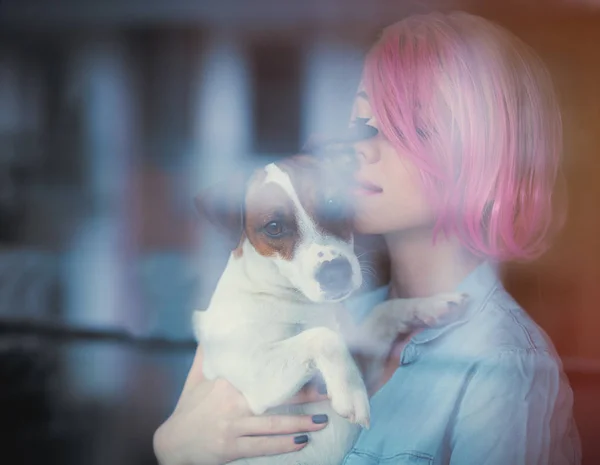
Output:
(154, 11), (581, 465)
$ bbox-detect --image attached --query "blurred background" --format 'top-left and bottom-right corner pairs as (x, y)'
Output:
(0, 0), (599, 464)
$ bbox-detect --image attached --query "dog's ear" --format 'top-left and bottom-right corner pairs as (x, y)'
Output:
(193, 170), (250, 239)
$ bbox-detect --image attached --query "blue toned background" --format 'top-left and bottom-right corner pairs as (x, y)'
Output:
(1, 1), (600, 464)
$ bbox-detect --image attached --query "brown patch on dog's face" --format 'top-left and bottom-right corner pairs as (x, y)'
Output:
(244, 172), (300, 261)
(276, 155), (355, 243)
(198, 153), (357, 263)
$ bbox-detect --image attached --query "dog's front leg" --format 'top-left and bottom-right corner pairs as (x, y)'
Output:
(358, 292), (469, 357)
(344, 293), (468, 392)
(243, 327), (370, 427)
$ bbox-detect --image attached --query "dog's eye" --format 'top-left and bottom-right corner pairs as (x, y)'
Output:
(263, 221), (284, 238)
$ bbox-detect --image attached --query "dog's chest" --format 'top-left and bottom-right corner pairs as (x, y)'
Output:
(243, 300), (340, 342)
(198, 294), (340, 342)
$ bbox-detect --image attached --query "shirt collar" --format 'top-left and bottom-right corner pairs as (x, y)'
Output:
(410, 260), (501, 345)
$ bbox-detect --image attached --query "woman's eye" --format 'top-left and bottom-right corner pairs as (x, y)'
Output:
(350, 117), (379, 139)
(263, 221), (284, 237)
(363, 116), (378, 128)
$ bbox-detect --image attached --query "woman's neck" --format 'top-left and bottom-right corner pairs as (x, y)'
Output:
(384, 228), (482, 299)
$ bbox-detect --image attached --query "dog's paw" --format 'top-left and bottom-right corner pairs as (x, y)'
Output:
(328, 370), (371, 429)
(413, 292), (469, 326)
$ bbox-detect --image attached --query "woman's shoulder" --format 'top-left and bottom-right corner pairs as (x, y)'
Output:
(452, 285), (561, 361)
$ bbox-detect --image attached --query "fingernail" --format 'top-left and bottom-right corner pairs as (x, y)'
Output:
(294, 434), (309, 444)
(312, 414), (328, 424)
(317, 384), (327, 395)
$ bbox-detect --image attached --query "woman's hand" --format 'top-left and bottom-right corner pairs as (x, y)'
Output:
(153, 346), (330, 465)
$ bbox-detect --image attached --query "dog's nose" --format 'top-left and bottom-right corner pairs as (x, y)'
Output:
(315, 257), (353, 294)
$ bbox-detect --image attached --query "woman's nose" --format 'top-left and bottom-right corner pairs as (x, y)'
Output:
(353, 139), (381, 165)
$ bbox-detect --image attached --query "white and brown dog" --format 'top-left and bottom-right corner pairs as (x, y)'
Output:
(192, 154), (466, 465)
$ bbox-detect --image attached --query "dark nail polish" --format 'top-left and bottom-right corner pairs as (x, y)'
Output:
(317, 384), (327, 395)
(312, 414), (329, 424)
(294, 434), (309, 445)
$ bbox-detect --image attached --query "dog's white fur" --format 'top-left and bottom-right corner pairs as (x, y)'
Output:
(193, 163), (467, 465)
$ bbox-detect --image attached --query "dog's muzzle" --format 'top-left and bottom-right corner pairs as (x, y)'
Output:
(315, 257), (354, 300)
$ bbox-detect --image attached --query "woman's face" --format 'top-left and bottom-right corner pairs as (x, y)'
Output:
(349, 85), (435, 235)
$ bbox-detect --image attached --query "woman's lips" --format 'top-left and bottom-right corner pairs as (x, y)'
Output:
(354, 178), (383, 196)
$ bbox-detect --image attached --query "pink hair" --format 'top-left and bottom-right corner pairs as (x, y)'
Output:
(363, 12), (563, 261)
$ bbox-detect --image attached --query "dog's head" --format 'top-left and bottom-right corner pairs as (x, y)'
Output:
(195, 153), (362, 303)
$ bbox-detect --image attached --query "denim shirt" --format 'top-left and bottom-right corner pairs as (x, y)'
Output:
(342, 261), (582, 465)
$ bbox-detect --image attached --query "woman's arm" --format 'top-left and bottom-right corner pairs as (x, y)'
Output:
(450, 349), (581, 465)
(153, 345), (330, 465)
